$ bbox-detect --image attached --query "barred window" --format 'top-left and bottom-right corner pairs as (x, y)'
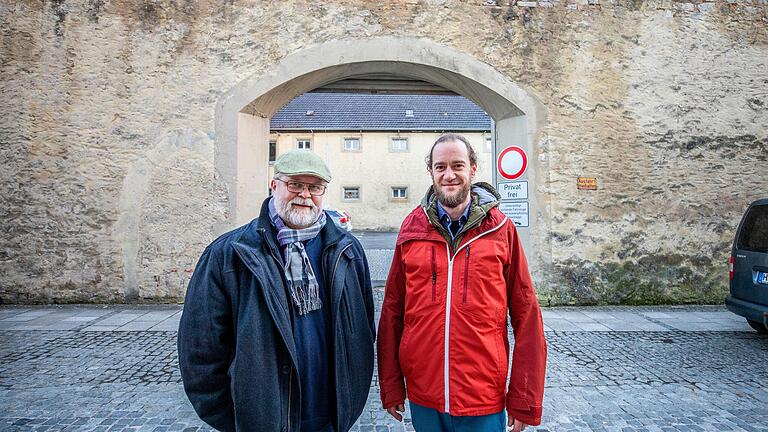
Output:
(343, 187), (361, 201)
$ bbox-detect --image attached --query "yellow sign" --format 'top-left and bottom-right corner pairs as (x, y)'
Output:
(577, 177), (597, 190)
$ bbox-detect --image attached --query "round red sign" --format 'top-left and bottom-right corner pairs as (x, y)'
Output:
(497, 146), (528, 180)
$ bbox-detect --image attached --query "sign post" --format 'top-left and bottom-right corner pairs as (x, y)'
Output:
(496, 146), (530, 227)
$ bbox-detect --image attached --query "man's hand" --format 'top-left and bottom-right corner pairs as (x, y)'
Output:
(508, 417), (528, 432)
(386, 403), (405, 422)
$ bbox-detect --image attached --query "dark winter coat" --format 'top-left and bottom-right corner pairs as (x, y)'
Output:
(178, 199), (376, 432)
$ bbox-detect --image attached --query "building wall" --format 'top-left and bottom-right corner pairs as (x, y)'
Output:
(268, 131), (493, 230)
(0, 0), (766, 304)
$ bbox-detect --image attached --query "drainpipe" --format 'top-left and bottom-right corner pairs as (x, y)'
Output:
(490, 119), (497, 188)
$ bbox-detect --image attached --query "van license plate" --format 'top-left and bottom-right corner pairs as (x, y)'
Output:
(758, 272), (768, 285)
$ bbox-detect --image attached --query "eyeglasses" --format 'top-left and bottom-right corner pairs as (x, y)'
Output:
(275, 178), (327, 196)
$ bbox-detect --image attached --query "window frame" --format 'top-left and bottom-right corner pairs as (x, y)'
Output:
(269, 140), (277, 163)
(390, 186), (408, 201)
(389, 137), (409, 153)
(296, 138), (312, 150)
(342, 186), (361, 202)
(342, 137), (362, 152)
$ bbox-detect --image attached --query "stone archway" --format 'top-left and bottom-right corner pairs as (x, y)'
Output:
(215, 36), (549, 271)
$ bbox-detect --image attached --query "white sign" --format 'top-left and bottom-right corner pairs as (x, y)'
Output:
(500, 201), (529, 227)
(497, 146), (528, 180)
(498, 181), (528, 200)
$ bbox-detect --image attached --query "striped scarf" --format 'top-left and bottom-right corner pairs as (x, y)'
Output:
(268, 198), (327, 315)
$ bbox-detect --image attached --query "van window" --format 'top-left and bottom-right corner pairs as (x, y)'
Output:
(737, 204), (768, 252)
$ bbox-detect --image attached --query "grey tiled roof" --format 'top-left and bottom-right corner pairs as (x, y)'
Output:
(270, 93), (491, 131)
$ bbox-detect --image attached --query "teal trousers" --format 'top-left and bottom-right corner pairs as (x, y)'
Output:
(410, 402), (506, 432)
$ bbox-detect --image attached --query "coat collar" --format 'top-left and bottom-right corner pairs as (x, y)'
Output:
(235, 198), (349, 253)
(397, 200), (508, 249)
(412, 182), (502, 250)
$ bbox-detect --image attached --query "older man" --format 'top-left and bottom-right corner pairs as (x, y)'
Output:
(377, 134), (547, 432)
(179, 150), (375, 432)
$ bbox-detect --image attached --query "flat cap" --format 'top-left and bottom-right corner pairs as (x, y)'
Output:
(274, 150), (332, 182)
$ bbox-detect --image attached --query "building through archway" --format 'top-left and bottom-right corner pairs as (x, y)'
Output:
(268, 91), (494, 230)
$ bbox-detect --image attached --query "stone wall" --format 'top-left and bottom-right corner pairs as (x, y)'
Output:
(0, 0), (766, 304)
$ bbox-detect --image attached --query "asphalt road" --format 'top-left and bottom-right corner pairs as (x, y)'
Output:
(352, 231), (398, 250)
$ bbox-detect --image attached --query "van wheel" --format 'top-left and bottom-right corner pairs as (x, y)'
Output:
(746, 319), (768, 334)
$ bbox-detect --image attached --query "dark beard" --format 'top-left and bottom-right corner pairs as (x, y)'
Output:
(435, 182), (471, 209)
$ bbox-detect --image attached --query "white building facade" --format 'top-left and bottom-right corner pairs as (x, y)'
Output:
(269, 93), (493, 230)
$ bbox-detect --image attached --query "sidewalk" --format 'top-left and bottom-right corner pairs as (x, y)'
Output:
(0, 304), (754, 333)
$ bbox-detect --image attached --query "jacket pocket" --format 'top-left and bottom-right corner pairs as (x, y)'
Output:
(494, 307), (507, 391)
(462, 246), (471, 304)
(431, 246), (437, 303)
(342, 289), (355, 334)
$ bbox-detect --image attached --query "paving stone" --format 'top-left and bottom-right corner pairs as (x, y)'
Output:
(81, 326), (120, 332)
(116, 321), (157, 331)
(573, 322), (612, 331)
(0, 305), (766, 430)
(2, 311), (54, 322)
(95, 312), (151, 327)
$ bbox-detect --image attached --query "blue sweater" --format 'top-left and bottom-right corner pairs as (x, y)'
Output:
(286, 235), (335, 432)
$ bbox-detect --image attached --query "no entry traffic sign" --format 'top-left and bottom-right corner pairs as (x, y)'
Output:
(497, 146), (528, 180)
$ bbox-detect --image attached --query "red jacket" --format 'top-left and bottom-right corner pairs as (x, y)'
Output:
(377, 201), (547, 425)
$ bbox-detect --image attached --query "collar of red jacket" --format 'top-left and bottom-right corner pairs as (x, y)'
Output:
(397, 183), (506, 248)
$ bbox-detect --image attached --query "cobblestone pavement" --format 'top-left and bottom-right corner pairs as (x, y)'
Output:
(0, 304), (766, 431)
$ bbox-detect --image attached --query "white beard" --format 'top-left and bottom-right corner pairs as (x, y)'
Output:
(274, 194), (322, 228)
